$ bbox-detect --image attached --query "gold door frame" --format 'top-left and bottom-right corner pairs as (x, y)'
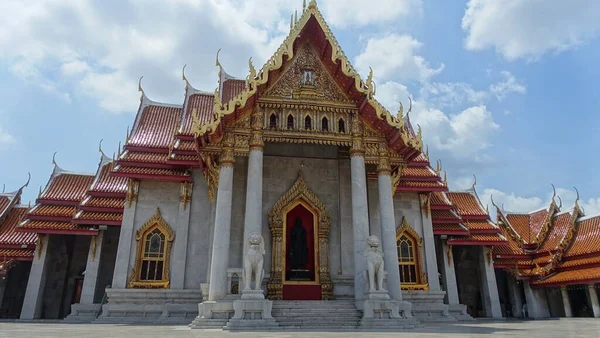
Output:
(267, 173), (334, 300)
(282, 200), (320, 285)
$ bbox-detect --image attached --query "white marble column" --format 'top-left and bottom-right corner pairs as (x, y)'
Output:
(350, 119), (369, 302)
(171, 183), (192, 289)
(243, 111), (264, 256)
(523, 280), (550, 319)
(561, 286), (572, 317)
(440, 241), (459, 305)
(377, 145), (402, 301)
(112, 182), (138, 288)
(207, 135), (235, 301)
(20, 234), (50, 319)
(420, 194), (441, 291)
(588, 284), (600, 318)
(507, 277), (523, 318)
(479, 246), (502, 318)
(80, 232), (104, 304)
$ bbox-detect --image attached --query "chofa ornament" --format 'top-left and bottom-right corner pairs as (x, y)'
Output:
(243, 232), (265, 291)
(365, 235), (386, 292)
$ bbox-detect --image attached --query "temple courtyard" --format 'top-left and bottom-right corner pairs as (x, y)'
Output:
(0, 319), (599, 337)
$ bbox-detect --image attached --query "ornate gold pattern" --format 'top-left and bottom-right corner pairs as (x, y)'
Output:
(128, 208), (175, 289)
(36, 236), (43, 259)
(180, 181), (193, 210)
(219, 132), (235, 167)
(249, 110), (264, 150)
(397, 217), (429, 291)
(126, 179), (140, 208)
(200, 153), (219, 203)
(377, 142), (391, 175)
(419, 193), (431, 219)
(267, 172), (334, 300)
(390, 165), (404, 195)
(191, 3), (422, 153)
(265, 43), (350, 103)
(350, 117), (364, 156)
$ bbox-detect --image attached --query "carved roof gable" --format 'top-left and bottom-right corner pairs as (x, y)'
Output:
(264, 43), (351, 103)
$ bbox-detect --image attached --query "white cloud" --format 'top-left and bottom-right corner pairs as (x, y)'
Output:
(489, 71), (526, 100)
(420, 82), (488, 108)
(0, 0), (298, 113)
(321, 0), (422, 28)
(354, 34), (444, 83)
(480, 188), (544, 214)
(0, 125), (15, 145)
(554, 188), (600, 216)
(462, 0), (600, 60)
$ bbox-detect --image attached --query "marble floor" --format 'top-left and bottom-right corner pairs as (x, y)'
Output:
(0, 319), (599, 337)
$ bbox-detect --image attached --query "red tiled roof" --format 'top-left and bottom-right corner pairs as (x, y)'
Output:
(112, 166), (190, 179)
(89, 163), (128, 195)
(401, 166), (438, 179)
(181, 93), (214, 135)
(74, 211), (122, 222)
(433, 223), (469, 235)
(533, 267), (600, 286)
(222, 79), (246, 104)
(398, 180), (445, 189)
(463, 219), (499, 232)
(0, 197), (10, 216)
(20, 219), (97, 234)
(446, 191), (488, 217)
(431, 191), (452, 207)
(29, 205), (77, 218)
(505, 214), (533, 243)
(128, 104), (182, 149)
(539, 212), (572, 252)
(561, 256), (600, 268)
(41, 173), (94, 202)
(0, 248), (34, 259)
(119, 151), (169, 164)
(0, 207), (36, 246)
(81, 197), (124, 209)
(530, 208), (550, 238)
(176, 140), (196, 152)
(431, 209), (461, 221)
(449, 233), (507, 245)
(566, 215), (600, 257)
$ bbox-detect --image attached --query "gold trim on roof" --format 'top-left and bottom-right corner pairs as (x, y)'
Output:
(191, 2), (422, 152)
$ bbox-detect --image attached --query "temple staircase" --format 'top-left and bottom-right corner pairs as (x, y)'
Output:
(271, 300), (362, 330)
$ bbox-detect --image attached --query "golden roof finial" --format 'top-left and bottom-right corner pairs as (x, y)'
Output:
(303, 0), (307, 11)
(443, 171), (448, 187)
(397, 101), (404, 119)
(425, 145), (429, 161)
(557, 195), (563, 209)
(290, 13), (294, 30)
(24, 172), (31, 188)
(472, 174), (477, 188)
(215, 48), (223, 80)
(38, 185), (42, 198)
(294, 9), (298, 25)
(406, 97), (413, 120)
(308, 0), (317, 9)
(117, 141), (122, 158)
(551, 183), (556, 205)
(125, 125), (130, 144)
(2, 184), (4, 193)
(138, 76), (145, 101)
(574, 186), (580, 208)
(248, 57), (256, 83)
(52, 152), (58, 166)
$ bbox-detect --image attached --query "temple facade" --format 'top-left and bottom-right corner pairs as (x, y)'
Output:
(1, 0), (600, 328)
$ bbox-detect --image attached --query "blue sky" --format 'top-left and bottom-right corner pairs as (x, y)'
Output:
(0, 0), (599, 215)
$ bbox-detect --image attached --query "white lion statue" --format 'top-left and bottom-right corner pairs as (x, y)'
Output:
(243, 232), (265, 291)
(365, 235), (385, 292)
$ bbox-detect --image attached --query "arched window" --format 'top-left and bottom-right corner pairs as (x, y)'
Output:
(338, 118), (345, 133)
(398, 234), (417, 284)
(322, 117), (329, 131)
(269, 113), (278, 129)
(305, 115), (312, 130)
(396, 217), (428, 290)
(287, 114), (294, 130)
(129, 208), (175, 289)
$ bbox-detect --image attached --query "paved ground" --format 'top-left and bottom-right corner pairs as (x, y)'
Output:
(0, 319), (599, 337)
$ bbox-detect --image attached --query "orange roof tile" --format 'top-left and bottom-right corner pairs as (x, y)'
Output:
(222, 79), (246, 104)
(113, 166), (190, 178)
(82, 197), (124, 209)
(533, 267), (600, 286)
(539, 212), (572, 252)
(128, 104), (182, 149)
(120, 151), (169, 164)
(449, 233), (507, 245)
(20, 219), (96, 234)
(494, 229), (526, 256)
(89, 163), (128, 195)
(432, 223), (469, 234)
(401, 166), (438, 179)
(566, 215), (600, 257)
(29, 205), (77, 218)
(169, 154), (199, 162)
(0, 196), (10, 216)
(505, 214), (533, 243)
(561, 256), (600, 268)
(431, 209), (461, 221)
(176, 140), (196, 152)
(463, 219), (499, 232)
(74, 211), (122, 222)
(446, 191), (488, 217)
(41, 173), (94, 202)
(181, 93), (214, 135)
(431, 191), (452, 207)
(398, 181), (445, 189)
(0, 248), (34, 259)
(530, 208), (550, 237)
(0, 207), (36, 246)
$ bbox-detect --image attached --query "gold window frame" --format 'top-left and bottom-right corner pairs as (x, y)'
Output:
(129, 208), (175, 289)
(397, 217), (429, 291)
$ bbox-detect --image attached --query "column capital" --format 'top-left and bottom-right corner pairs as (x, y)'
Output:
(220, 132), (235, 167)
(350, 117), (365, 156)
(249, 110), (264, 150)
(377, 142), (391, 175)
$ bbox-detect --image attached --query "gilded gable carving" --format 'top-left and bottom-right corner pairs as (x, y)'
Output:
(265, 43), (350, 103)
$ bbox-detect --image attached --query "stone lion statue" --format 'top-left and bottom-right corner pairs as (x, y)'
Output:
(243, 232), (265, 291)
(365, 235), (385, 292)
